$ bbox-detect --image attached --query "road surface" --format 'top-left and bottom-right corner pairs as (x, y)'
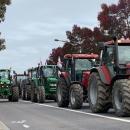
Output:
(0, 99), (130, 130)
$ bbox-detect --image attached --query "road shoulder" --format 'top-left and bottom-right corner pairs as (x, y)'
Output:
(0, 121), (9, 130)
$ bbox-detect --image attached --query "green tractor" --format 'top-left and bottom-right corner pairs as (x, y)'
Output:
(30, 65), (58, 103)
(0, 69), (19, 102)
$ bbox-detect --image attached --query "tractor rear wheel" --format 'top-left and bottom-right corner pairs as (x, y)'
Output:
(26, 85), (31, 100)
(57, 77), (69, 107)
(70, 84), (83, 109)
(37, 87), (45, 103)
(88, 72), (111, 113)
(12, 86), (19, 102)
(31, 83), (37, 102)
(8, 95), (12, 102)
(112, 79), (130, 117)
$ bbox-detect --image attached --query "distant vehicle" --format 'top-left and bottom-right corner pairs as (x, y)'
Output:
(21, 69), (32, 100)
(0, 69), (19, 101)
(13, 74), (27, 97)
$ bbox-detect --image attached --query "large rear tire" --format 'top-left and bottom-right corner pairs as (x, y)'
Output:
(37, 87), (45, 103)
(12, 86), (19, 102)
(31, 82), (37, 102)
(57, 78), (69, 107)
(26, 85), (31, 100)
(8, 95), (12, 102)
(112, 79), (130, 117)
(88, 72), (111, 113)
(70, 84), (83, 109)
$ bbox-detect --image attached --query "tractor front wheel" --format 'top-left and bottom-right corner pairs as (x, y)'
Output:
(37, 87), (45, 103)
(112, 79), (130, 117)
(56, 78), (69, 107)
(26, 85), (31, 100)
(70, 84), (83, 109)
(88, 72), (111, 113)
(31, 83), (37, 102)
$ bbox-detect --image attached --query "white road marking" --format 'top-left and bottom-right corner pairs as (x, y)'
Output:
(11, 120), (26, 124)
(21, 100), (130, 123)
(23, 124), (30, 129)
(11, 120), (30, 129)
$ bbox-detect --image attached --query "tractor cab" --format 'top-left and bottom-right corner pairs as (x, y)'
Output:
(99, 38), (130, 83)
(63, 54), (99, 82)
(42, 65), (58, 78)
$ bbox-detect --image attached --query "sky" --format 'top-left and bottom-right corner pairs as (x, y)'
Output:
(0, 0), (118, 73)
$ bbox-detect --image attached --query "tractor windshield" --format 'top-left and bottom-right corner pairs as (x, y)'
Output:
(118, 45), (130, 64)
(43, 68), (54, 77)
(75, 59), (93, 71)
(0, 70), (9, 79)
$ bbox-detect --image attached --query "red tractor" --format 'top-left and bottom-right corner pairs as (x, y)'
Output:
(57, 53), (99, 109)
(88, 38), (130, 116)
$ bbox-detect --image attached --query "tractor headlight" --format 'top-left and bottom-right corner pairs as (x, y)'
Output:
(50, 84), (57, 87)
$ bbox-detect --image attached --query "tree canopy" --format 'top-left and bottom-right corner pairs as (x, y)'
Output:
(49, 0), (130, 64)
(0, 0), (11, 50)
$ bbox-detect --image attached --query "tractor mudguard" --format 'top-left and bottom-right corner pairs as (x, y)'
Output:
(60, 72), (71, 87)
(90, 66), (111, 85)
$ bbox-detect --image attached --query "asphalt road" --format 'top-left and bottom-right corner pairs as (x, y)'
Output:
(0, 99), (130, 130)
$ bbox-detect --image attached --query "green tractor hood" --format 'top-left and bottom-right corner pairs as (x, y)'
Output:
(47, 77), (58, 83)
(0, 79), (10, 85)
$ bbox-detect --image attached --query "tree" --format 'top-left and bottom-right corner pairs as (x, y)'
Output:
(0, 0), (11, 50)
(49, 0), (128, 64)
(98, 0), (130, 38)
(65, 25), (98, 54)
(48, 47), (63, 65)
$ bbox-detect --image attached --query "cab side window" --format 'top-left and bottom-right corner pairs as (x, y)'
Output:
(102, 47), (114, 65)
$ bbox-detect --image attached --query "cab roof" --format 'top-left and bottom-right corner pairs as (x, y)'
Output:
(64, 54), (99, 59)
(0, 69), (10, 71)
(105, 38), (130, 45)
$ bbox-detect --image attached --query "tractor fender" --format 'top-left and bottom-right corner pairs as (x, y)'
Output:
(60, 72), (71, 87)
(90, 66), (111, 85)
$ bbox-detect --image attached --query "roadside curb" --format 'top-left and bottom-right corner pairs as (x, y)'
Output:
(0, 121), (10, 130)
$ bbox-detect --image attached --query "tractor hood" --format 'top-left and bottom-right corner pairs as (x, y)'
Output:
(0, 78), (10, 85)
(47, 77), (58, 83)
